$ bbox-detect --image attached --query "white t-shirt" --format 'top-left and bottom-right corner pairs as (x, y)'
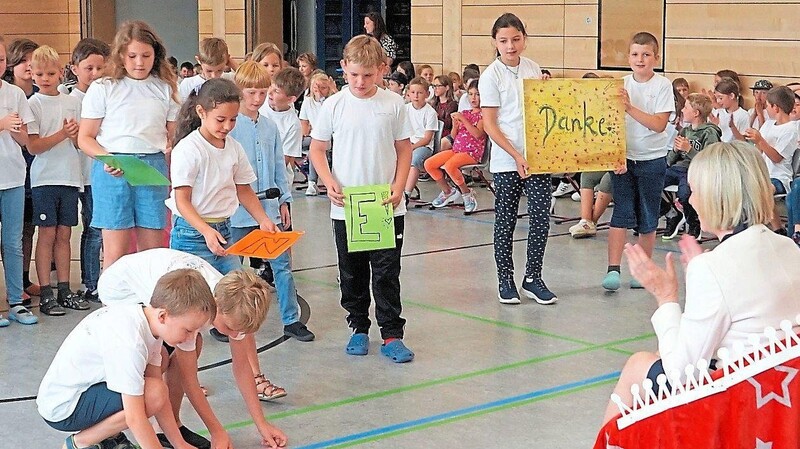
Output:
(27, 93), (83, 188)
(715, 107), (750, 143)
(458, 92), (471, 114)
(260, 105), (302, 158)
(299, 97), (331, 150)
(478, 57), (542, 173)
(310, 87), (413, 220)
(70, 88), (93, 185)
(82, 76), (179, 154)
(405, 102), (438, 149)
(98, 248), (235, 352)
(759, 120), (799, 192)
(0, 80), (35, 190)
(37, 304), (163, 422)
(177, 73), (235, 102)
(166, 130), (256, 219)
(623, 73), (675, 160)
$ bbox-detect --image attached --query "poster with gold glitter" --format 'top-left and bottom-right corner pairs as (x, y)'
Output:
(522, 79), (626, 174)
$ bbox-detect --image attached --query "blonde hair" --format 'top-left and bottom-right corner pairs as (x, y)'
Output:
(687, 141), (774, 231)
(234, 60), (271, 89)
(151, 269), (217, 322)
(407, 76), (429, 91)
(214, 270), (271, 334)
(685, 93), (713, 120)
(108, 21), (178, 102)
(30, 45), (60, 68)
(197, 37), (229, 66)
(342, 35), (384, 68)
(251, 42), (281, 65)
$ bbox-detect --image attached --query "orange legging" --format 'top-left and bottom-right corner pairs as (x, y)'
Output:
(423, 150), (477, 186)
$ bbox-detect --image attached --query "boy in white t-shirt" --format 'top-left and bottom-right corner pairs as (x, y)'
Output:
(744, 86), (800, 232)
(98, 248), (288, 449)
(37, 269), (217, 449)
(260, 67), (305, 185)
(309, 35), (415, 363)
(178, 38), (235, 101)
(27, 45), (88, 316)
(603, 32), (675, 291)
(403, 76), (439, 200)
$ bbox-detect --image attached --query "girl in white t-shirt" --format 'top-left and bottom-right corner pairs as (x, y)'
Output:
(479, 13), (557, 306)
(712, 77), (749, 142)
(299, 71), (332, 196)
(167, 78), (277, 274)
(78, 21), (180, 269)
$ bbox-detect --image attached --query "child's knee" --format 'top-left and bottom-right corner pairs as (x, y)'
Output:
(143, 377), (169, 416)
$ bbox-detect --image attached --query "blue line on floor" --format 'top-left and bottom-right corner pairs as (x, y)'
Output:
(294, 371), (620, 449)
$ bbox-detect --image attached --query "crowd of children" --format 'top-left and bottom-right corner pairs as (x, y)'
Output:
(0, 9), (798, 449)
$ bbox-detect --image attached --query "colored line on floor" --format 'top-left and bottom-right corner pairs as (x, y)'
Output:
(294, 371), (620, 449)
(209, 332), (649, 434)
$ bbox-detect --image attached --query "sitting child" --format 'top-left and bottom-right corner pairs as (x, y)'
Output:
(663, 93), (721, 240)
(387, 71), (408, 98)
(744, 86), (799, 233)
(402, 76), (439, 201)
(424, 79), (486, 213)
(568, 171), (613, 238)
(37, 269), (217, 449)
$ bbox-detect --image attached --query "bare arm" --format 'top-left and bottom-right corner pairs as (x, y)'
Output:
(411, 130), (434, 150)
(170, 350), (230, 446)
(482, 106), (528, 177)
(28, 125), (70, 155)
(300, 119), (311, 137)
(77, 118), (108, 158)
(385, 138), (412, 208)
(309, 138), (342, 206)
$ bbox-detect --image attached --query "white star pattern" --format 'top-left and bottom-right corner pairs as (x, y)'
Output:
(754, 438), (773, 449)
(747, 365), (798, 409)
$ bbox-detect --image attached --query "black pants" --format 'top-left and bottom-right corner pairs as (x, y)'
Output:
(493, 172), (550, 282)
(332, 216), (405, 340)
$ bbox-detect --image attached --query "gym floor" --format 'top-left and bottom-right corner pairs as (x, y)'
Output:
(0, 180), (697, 448)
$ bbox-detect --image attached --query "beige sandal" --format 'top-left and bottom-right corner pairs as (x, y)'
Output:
(255, 373), (287, 401)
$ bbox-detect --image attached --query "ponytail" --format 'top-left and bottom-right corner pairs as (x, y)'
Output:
(173, 78), (241, 147)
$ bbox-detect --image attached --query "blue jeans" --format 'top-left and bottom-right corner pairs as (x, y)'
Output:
(170, 217), (241, 275)
(230, 226), (299, 325)
(79, 186), (102, 290)
(0, 186), (25, 305)
(788, 178), (800, 233)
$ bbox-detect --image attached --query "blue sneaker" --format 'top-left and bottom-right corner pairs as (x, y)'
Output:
(498, 279), (521, 304)
(602, 271), (621, 291)
(346, 333), (369, 356)
(9, 305), (38, 325)
(521, 277), (558, 305)
(0, 315), (9, 327)
(381, 340), (414, 363)
(630, 278), (644, 289)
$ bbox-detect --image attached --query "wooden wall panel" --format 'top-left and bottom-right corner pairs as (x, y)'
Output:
(665, 39), (800, 78)
(411, 6), (443, 35)
(462, 5), (565, 36)
(412, 35), (444, 64)
(666, 4), (800, 40)
(0, 0), (80, 63)
(196, 0), (246, 59)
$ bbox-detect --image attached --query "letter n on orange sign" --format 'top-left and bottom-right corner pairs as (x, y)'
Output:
(226, 230), (304, 259)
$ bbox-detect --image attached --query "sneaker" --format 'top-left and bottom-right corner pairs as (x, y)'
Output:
(792, 231), (800, 248)
(59, 291), (91, 311)
(0, 315), (9, 327)
(284, 321), (315, 341)
(81, 289), (100, 303)
(431, 189), (461, 208)
(8, 305), (38, 325)
(404, 191), (410, 206)
(40, 296), (66, 316)
(687, 222), (702, 240)
(602, 271), (621, 291)
(570, 191), (581, 202)
(498, 279), (521, 304)
(65, 435), (102, 449)
(630, 278), (644, 289)
(419, 173), (432, 182)
(569, 219), (597, 238)
(521, 277), (558, 305)
(462, 189), (478, 213)
(551, 181), (576, 198)
(209, 327), (229, 343)
(305, 181), (318, 196)
(662, 212), (685, 241)
(255, 263), (275, 287)
(102, 432), (133, 449)
(157, 425), (211, 449)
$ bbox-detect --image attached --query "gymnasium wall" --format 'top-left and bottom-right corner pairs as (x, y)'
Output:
(411, 0), (800, 102)
(0, 0), (81, 64)
(199, 0), (246, 59)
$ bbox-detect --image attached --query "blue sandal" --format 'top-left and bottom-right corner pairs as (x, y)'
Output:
(9, 305), (38, 325)
(346, 333), (369, 355)
(65, 435), (102, 449)
(381, 340), (414, 363)
(0, 315), (9, 327)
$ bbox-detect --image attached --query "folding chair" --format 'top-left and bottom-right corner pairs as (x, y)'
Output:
(549, 173), (583, 224)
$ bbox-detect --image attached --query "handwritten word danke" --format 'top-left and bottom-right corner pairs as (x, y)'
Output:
(539, 102), (613, 146)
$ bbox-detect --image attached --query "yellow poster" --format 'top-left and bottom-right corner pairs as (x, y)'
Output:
(522, 79), (626, 174)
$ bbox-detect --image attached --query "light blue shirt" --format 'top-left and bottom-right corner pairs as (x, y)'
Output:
(229, 113), (291, 227)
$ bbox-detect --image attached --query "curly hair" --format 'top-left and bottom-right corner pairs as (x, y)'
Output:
(107, 21), (178, 102)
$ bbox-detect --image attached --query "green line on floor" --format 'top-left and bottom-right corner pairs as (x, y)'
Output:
(211, 330), (651, 434)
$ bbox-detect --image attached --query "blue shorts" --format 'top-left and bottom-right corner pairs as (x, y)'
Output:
(411, 146), (434, 170)
(610, 157), (667, 234)
(32, 185), (79, 227)
(91, 153), (168, 230)
(170, 216), (241, 275)
(44, 382), (122, 432)
(771, 178), (788, 195)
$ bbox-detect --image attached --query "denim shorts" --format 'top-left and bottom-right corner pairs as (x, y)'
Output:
(32, 185), (79, 227)
(44, 382), (122, 432)
(170, 216), (241, 275)
(91, 153), (168, 230)
(411, 146), (434, 170)
(610, 157), (667, 234)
